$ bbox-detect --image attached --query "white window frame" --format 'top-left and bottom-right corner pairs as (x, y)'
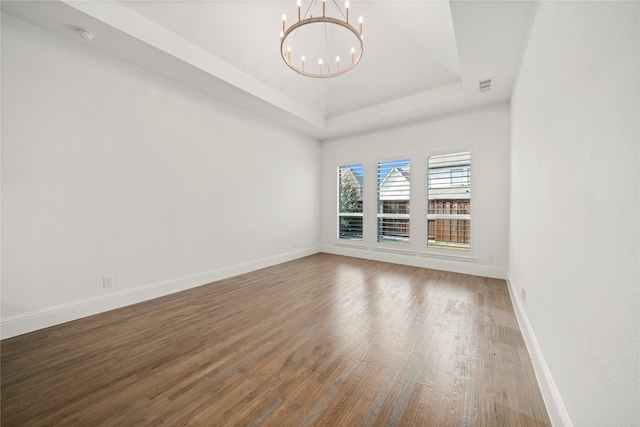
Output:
(423, 147), (476, 260)
(336, 162), (366, 246)
(374, 157), (413, 252)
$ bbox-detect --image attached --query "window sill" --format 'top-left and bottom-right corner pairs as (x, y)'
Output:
(420, 251), (477, 262)
(372, 245), (416, 255)
(334, 241), (366, 249)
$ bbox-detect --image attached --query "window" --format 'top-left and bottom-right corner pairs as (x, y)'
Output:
(338, 164), (364, 240)
(451, 168), (466, 185)
(377, 159), (410, 244)
(427, 151), (471, 250)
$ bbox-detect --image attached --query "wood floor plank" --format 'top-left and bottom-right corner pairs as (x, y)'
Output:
(1, 253), (550, 426)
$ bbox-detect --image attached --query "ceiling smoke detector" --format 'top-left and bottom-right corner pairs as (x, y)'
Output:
(477, 78), (494, 93)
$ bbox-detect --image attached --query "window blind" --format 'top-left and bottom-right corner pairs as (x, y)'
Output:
(377, 159), (410, 244)
(427, 151), (471, 250)
(338, 164), (364, 240)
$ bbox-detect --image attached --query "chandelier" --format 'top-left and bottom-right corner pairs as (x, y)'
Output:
(280, 0), (364, 78)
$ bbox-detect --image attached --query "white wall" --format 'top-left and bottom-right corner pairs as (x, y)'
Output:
(509, 2), (639, 426)
(320, 103), (510, 279)
(1, 13), (321, 338)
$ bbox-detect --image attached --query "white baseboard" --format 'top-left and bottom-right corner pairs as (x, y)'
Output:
(506, 273), (572, 427)
(1, 246), (320, 340)
(322, 244), (507, 279)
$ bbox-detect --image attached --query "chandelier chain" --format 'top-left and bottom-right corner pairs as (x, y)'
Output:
(331, 0), (346, 20)
(324, 21), (331, 74)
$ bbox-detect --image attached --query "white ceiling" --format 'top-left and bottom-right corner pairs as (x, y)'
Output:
(1, 0), (536, 140)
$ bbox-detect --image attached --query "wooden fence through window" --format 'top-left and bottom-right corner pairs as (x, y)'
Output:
(428, 200), (470, 245)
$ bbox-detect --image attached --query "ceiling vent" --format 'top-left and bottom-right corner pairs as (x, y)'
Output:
(477, 78), (494, 93)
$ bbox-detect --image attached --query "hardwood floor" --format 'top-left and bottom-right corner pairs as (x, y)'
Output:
(1, 254), (550, 426)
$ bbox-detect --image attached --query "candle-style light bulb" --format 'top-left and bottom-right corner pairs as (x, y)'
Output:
(336, 56), (340, 72)
(345, 1), (349, 23)
(280, 31), (284, 39)
(287, 46), (291, 64)
(297, 0), (301, 21)
(322, 0), (326, 17)
(359, 16), (363, 37)
(319, 58), (323, 75)
(301, 55), (305, 72)
(351, 47), (355, 64)
(282, 14), (286, 34)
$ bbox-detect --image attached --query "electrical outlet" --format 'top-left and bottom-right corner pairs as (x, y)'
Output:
(521, 287), (526, 302)
(103, 276), (113, 288)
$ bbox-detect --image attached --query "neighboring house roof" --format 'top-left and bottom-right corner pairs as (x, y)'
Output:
(342, 168), (364, 202)
(377, 166), (470, 201)
(342, 168), (364, 189)
(379, 167), (410, 201)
